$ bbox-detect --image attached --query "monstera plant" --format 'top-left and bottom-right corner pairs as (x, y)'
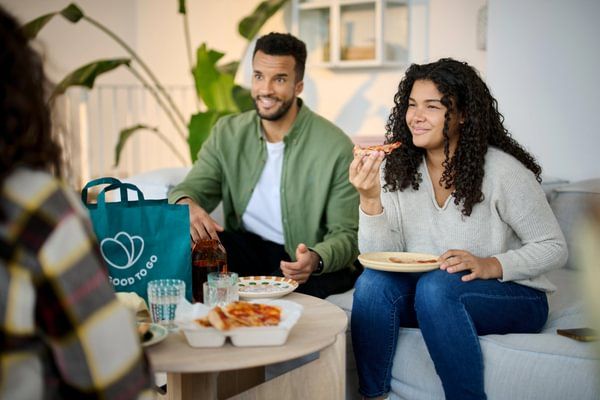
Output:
(23, 0), (289, 165)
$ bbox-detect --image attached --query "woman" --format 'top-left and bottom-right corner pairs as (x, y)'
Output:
(349, 58), (567, 400)
(0, 7), (153, 399)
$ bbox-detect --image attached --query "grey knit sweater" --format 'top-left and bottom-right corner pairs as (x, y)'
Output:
(358, 147), (568, 293)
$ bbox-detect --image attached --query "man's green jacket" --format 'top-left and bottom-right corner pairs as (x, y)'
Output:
(168, 100), (359, 274)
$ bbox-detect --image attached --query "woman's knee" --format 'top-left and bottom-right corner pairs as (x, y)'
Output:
(415, 270), (464, 310)
(353, 269), (409, 311)
(355, 269), (393, 296)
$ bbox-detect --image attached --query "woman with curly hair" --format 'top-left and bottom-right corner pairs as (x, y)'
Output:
(0, 6), (153, 399)
(349, 58), (567, 400)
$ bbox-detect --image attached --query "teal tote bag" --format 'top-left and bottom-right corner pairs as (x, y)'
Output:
(82, 177), (192, 302)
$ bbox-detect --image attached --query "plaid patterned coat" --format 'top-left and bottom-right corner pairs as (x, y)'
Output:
(0, 168), (154, 399)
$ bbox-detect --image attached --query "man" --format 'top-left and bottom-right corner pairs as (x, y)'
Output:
(169, 32), (359, 299)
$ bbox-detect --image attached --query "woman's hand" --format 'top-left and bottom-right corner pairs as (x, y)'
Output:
(439, 250), (503, 282)
(349, 148), (385, 215)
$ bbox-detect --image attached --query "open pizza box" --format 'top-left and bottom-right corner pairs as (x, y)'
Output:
(175, 298), (303, 347)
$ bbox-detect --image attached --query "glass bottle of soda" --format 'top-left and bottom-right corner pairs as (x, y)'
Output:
(191, 239), (227, 303)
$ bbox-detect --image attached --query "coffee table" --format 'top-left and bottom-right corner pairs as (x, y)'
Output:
(145, 292), (348, 400)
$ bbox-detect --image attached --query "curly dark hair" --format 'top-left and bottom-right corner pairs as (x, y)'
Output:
(0, 6), (61, 193)
(253, 32), (307, 82)
(384, 58), (541, 216)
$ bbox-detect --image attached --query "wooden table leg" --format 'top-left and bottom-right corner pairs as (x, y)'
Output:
(164, 366), (265, 400)
(218, 367), (265, 399)
(166, 371), (218, 400)
(229, 332), (346, 400)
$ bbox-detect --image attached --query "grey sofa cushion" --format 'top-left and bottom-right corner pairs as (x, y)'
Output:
(390, 325), (600, 400)
(123, 167), (191, 200)
(548, 179), (600, 270)
(541, 176), (570, 199)
(389, 287), (598, 400)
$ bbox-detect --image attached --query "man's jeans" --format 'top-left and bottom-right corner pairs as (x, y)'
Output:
(351, 268), (548, 399)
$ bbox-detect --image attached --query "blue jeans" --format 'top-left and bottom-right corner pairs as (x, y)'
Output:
(351, 268), (548, 400)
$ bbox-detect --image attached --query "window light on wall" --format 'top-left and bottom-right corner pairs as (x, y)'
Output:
(292, 0), (429, 68)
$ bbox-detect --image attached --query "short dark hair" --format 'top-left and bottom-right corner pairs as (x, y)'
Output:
(0, 5), (62, 192)
(253, 32), (307, 82)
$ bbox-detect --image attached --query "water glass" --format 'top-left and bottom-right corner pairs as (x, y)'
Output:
(147, 279), (185, 329)
(202, 282), (215, 306)
(205, 272), (239, 307)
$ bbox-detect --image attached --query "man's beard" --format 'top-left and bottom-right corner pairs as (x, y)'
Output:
(253, 96), (295, 121)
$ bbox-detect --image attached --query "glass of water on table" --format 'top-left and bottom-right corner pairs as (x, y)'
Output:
(147, 279), (185, 330)
(205, 271), (239, 307)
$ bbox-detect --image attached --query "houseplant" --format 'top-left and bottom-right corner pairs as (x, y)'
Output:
(23, 0), (289, 166)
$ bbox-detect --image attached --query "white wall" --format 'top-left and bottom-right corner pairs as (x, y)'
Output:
(0, 0), (485, 134)
(6, 0), (591, 182)
(279, 0), (485, 137)
(135, 0), (268, 87)
(428, 0), (486, 75)
(0, 0), (137, 85)
(487, 0), (600, 181)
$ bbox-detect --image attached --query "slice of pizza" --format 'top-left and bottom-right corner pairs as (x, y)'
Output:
(354, 141), (401, 157)
(223, 301), (282, 327)
(207, 306), (247, 330)
(195, 316), (212, 328)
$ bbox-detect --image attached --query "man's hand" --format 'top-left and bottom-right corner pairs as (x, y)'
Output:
(280, 243), (320, 284)
(176, 197), (223, 243)
(439, 249), (503, 282)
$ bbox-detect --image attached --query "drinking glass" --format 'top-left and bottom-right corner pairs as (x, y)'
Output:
(202, 281), (216, 306)
(147, 279), (185, 330)
(206, 272), (239, 307)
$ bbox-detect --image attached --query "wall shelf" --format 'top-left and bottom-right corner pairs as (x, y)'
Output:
(292, 0), (429, 69)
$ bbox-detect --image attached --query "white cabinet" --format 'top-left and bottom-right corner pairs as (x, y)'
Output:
(293, 0), (429, 68)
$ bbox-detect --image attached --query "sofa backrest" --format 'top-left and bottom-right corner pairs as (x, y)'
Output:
(547, 178), (600, 270)
(122, 167), (191, 200)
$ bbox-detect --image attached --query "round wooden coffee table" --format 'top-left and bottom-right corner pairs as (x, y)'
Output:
(145, 292), (348, 400)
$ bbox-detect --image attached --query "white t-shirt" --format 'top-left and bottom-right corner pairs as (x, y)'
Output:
(242, 140), (285, 244)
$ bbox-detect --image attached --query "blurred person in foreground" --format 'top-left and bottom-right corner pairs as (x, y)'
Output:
(575, 200), (600, 360)
(169, 32), (359, 299)
(0, 6), (154, 399)
(349, 58), (568, 400)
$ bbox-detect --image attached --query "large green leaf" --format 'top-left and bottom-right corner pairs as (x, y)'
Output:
(194, 44), (224, 90)
(60, 3), (84, 22)
(22, 12), (57, 39)
(188, 110), (230, 162)
(51, 58), (130, 98)
(218, 61), (240, 76)
(232, 85), (254, 112)
(238, 0), (289, 41)
(193, 44), (238, 112)
(114, 124), (159, 166)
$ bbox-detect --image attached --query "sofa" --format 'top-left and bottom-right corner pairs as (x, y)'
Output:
(124, 168), (600, 400)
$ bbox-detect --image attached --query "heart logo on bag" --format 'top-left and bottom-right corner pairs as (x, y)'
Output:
(100, 231), (145, 270)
